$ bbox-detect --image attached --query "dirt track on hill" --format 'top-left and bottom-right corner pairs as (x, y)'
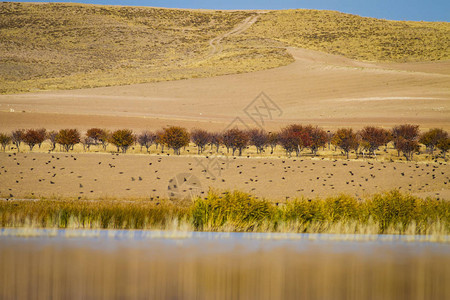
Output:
(207, 14), (260, 58)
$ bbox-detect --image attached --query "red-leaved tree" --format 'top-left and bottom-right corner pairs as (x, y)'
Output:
(359, 126), (390, 157)
(278, 125), (311, 157)
(23, 128), (46, 151)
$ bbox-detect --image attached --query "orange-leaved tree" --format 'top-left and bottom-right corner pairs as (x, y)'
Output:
(332, 128), (359, 159)
(419, 128), (448, 156)
(437, 138), (450, 159)
(110, 129), (135, 153)
(0, 133), (11, 151)
(163, 126), (190, 155)
(56, 129), (81, 152)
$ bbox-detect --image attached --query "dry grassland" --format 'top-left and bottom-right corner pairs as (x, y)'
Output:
(1, 3), (449, 94)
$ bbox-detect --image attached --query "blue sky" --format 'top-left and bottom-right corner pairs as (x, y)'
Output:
(9, 1), (450, 22)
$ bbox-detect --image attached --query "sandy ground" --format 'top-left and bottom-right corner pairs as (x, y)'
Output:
(0, 48), (449, 132)
(1, 152), (448, 201)
(1, 46), (449, 200)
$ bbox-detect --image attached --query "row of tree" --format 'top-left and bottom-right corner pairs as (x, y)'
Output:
(0, 125), (448, 160)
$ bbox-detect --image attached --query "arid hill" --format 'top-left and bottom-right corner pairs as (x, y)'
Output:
(1, 2), (449, 94)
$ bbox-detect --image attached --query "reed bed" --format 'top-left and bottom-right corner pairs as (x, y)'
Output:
(1, 190), (449, 236)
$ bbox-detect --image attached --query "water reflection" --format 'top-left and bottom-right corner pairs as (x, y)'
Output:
(1, 230), (449, 299)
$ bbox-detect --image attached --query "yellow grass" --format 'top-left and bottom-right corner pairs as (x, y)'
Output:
(1, 190), (449, 237)
(245, 10), (450, 62)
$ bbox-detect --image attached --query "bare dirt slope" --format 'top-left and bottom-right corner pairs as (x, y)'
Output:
(1, 152), (448, 201)
(1, 47), (449, 132)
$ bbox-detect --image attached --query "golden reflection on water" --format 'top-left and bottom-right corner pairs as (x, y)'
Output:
(0, 235), (449, 300)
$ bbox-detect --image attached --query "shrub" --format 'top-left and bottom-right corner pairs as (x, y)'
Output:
(332, 128), (359, 159)
(367, 190), (421, 233)
(56, 129), (81, 152)
(192, 191), (274, 231)
(0, 133), (11, 151)
(322, 195), (361, 222)
(163, 126), (190, 155)
(283, 199), (326, 226)
(191, 129), (210, 154)
(110, 129), (135, 153)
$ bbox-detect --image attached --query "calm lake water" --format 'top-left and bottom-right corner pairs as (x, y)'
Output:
(1, 229), (449, 299)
